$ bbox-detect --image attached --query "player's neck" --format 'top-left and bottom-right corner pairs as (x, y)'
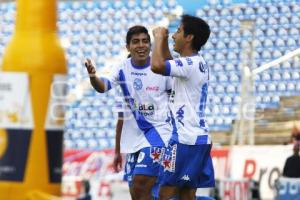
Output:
(180, 48), (197, 57)
(131, 57), (150, 69)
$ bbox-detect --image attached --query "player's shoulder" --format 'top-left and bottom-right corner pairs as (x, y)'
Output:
(112, 58), (130, 71)
(173, 54), (204, 66)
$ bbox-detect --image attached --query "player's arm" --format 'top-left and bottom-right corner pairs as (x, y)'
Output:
(113, 112), (123, 172)
(151, 27), (171, 75)
(84, 58), (109, 93)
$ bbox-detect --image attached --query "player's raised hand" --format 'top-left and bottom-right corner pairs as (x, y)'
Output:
(152, 27), (169, 39)
(85, 58), (96, 77)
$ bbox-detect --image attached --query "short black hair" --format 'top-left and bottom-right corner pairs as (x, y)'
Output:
(126, 25), (151, 45)
(181, 15), (210, 51)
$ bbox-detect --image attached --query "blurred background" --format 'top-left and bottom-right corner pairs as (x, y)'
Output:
(0, 0), (299, 199)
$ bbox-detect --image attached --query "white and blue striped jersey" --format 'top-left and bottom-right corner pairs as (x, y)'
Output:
(101, 57), (172, 153)
(164, 54), (211, 145)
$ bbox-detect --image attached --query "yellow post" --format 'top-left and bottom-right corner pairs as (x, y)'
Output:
(0, 0), (66, 198)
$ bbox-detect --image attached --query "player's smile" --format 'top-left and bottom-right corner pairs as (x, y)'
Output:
(127, 33), (151, 65)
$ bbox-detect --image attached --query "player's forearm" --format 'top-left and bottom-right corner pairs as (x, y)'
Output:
(162, 39), (173, 60)
(89, 77), (106, 93)
(151, 37), (166, 74)
(115, 118), (123, 154)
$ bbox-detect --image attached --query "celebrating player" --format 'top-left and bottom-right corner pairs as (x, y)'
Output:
(85, 25), (172, 200)
(151, 15), (215, 200)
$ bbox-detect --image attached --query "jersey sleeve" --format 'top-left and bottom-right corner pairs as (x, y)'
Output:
(99, 64), (121, 92)
(164, 57), (194, 78)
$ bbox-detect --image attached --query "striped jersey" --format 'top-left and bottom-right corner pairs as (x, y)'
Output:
(164, 54), (211, 145)
(101, 57), (172, 153)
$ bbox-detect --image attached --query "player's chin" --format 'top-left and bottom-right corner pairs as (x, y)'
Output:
(137, 55), (148, 61)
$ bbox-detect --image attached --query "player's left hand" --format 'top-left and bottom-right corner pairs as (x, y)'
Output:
(113, 153), (123, 172)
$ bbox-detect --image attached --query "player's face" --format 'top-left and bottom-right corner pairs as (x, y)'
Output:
(172, 24), (186, 54)
(127, 33), (151, 65)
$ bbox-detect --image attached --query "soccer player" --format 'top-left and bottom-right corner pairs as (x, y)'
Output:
(151, 15), (215, 200)
(85, 25), (172, 200)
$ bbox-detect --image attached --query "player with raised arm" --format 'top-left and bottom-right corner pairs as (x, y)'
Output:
(85, 25), (172, 200)
(151, 15), (215, 200)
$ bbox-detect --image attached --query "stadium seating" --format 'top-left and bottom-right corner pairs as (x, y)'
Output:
(0, 0), (299, 149)
(196, 0), (300, 132)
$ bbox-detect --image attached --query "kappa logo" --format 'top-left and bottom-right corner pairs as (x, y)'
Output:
(131, 72), (147, 76)
(181, 175), (190, 181)
(176, 105), (185, 126)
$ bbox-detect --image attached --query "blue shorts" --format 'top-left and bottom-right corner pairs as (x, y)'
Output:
(123, 146), (164, 197)
(159, 140), (215, 188)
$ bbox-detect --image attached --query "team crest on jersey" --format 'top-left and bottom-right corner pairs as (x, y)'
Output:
(133, 78), (143, 90)
(175, 59), (183, 67)
(150, 147), (164, 163)
(162, 144), (177, 172)
(199, 62), (208, 73)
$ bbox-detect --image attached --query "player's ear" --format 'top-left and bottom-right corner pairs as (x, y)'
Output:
(126, 44), (130, 52)
(186, 34), (194, 43)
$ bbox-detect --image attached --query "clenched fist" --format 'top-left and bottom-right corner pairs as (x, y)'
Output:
(152, 27), (169, 39)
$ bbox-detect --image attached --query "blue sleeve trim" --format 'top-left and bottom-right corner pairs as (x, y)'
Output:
(164, 61), (171, 76)
(100, 77), (112, 91)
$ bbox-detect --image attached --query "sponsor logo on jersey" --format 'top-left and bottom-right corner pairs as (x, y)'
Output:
(133, 101), (155, 116)
(124, 99), (155, 116)
(146, 86), (159, 92)
(135, 164), (147, 168)
(133, 78), (143, 90)
(131, 72), (147, 76)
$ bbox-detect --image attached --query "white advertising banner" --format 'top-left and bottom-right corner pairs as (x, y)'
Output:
(0, 72), (33, 129)
(229, 145), (293, 199)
